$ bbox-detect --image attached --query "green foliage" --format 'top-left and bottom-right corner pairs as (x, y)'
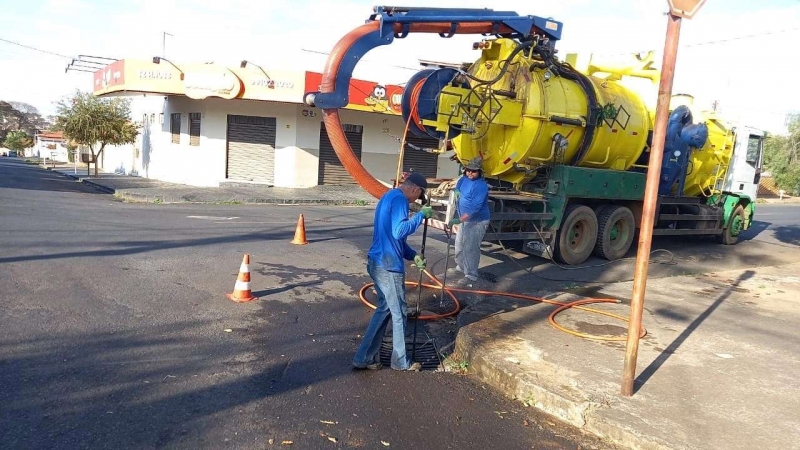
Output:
(54, 91), (138, 176)
(3, 130), (34, 152)
(763, 113), (800, 195)
(0, 101), (49, 142)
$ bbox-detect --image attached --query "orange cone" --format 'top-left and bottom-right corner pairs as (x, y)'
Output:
(291, 214), (308, 245)
(226, 254), (258, 303)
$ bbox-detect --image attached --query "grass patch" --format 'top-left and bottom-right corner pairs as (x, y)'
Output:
(442, 354), (469, 373)
(207, 200), (244, 205)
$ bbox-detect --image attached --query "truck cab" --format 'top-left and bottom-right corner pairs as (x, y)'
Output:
(724, 127), (765, 201)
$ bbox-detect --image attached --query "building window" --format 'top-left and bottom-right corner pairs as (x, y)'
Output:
(171, 113), (181, 144)
(189, 113), (201, 146)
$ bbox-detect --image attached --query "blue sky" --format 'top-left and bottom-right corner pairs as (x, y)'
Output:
(1, 0), (799, 133)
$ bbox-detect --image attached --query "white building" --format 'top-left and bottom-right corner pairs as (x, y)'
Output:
(93, 59), (458, 188)
(28, 131), (70, 162)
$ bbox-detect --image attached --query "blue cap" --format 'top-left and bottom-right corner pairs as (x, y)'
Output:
(403, 172), (427, 200)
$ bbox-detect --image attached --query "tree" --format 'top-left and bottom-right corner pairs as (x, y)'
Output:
(54, 91), (138, 176)
(0, 100), (50, 142)
(9, 102), (50, 134)
(3, 130), (34, 153)
(763, 113), (800, 195)
(1, 101), (22, 142)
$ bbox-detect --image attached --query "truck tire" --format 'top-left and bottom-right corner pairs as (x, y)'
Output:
(593, 204), (611, 220)
(555, 205), (598, 265)
(594, 205), (636, 260)
(716, 205), (745, 245)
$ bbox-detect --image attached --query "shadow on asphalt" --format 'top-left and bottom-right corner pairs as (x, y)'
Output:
(0, 160), (104, 195)
(633, 269), (756, 393)
(738, 220), (771, 241)
(773, 225), (800, 246)
(0, 309), (366, 448)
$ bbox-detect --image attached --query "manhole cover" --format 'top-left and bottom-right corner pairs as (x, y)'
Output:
(379, 341), (440, 371)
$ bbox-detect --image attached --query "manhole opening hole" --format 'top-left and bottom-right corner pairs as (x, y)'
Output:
(379, 341), (440, 371)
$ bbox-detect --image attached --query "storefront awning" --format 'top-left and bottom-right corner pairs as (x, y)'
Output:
(93, 59), (403, 116)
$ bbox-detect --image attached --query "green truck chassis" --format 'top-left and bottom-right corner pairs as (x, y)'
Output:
(474, 165), (754, 265)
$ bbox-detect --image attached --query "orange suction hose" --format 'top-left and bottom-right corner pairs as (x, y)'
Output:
(359, 269), (647, 342)
(319, 20), (532, 200)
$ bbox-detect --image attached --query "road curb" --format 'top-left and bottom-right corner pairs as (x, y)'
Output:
(49, 169), (117, 194)
(46, 169), (376, 205)
(113, 191), (375, 206)
(453, 316), (676, 450)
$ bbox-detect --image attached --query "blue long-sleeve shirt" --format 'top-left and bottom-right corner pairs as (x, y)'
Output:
(455, 176), (490, 222)
(367, 188), (425, 272)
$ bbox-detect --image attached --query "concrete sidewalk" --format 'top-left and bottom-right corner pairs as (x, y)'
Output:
(47, 165), (376, 205)
(453, 263), (800, 450)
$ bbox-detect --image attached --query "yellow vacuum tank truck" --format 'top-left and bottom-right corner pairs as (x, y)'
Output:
(435, 38), (652, 188)
(404, 41), (764, 265)
(305, 7), (764, 265)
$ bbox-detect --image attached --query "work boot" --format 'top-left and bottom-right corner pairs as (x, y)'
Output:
(393, 362), (422, 372)
(353, 361), (383, 371)
(453, 277), (474, 289)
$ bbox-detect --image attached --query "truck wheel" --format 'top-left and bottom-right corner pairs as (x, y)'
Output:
(593, 204), (610, 221)
(594, 205), (635, 260)
(555, 205), (598, 265)
(717, 205), (745, 245)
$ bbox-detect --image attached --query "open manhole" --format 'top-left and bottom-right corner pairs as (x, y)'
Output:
(379, 340), (440, 371)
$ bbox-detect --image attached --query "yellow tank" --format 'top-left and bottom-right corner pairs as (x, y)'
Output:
(433, 39), (651, 188)
(679, 111), (735, 197)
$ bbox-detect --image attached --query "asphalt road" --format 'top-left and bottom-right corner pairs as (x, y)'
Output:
(0, 158), (614, 450)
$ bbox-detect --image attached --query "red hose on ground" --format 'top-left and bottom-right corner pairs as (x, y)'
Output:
(359, 270), (647, 342)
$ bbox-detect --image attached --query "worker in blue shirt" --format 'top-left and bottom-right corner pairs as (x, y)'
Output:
(449, 157), (490, 284)
(353, 172), (433, 372)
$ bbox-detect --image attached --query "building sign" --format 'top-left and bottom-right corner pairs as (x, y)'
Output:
(94, 59), (181, 95)
(138, 70), (173, 80)
(91, 59), (403, 114)
(304, 72), (403, 115)
(237, 68), (306, 103)
(183, 67), (242, 100)
(251, 78), (295, 89)
(93, 60), (125, 90)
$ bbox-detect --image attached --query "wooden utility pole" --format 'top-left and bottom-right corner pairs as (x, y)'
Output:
(621, 0), (706, 397)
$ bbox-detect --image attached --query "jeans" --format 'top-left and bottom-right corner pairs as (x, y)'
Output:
(454, 219), (489, 281)
(353, 258), (412, 370)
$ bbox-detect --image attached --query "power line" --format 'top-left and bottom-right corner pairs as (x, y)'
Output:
(0, 36), (70, 59)
(587, 25), (800, 58)
(683, 26), (800, 48)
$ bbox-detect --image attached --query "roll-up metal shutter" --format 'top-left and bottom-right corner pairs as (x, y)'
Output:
(189, 113), (201, 146)
(318, 122), (363, 185)
(226, 115), (276, 184)
(403, 135), (440, 178)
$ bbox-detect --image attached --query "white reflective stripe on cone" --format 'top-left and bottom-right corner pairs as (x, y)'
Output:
(234, 280), (251, 291)
(239, 264), (250, 273)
